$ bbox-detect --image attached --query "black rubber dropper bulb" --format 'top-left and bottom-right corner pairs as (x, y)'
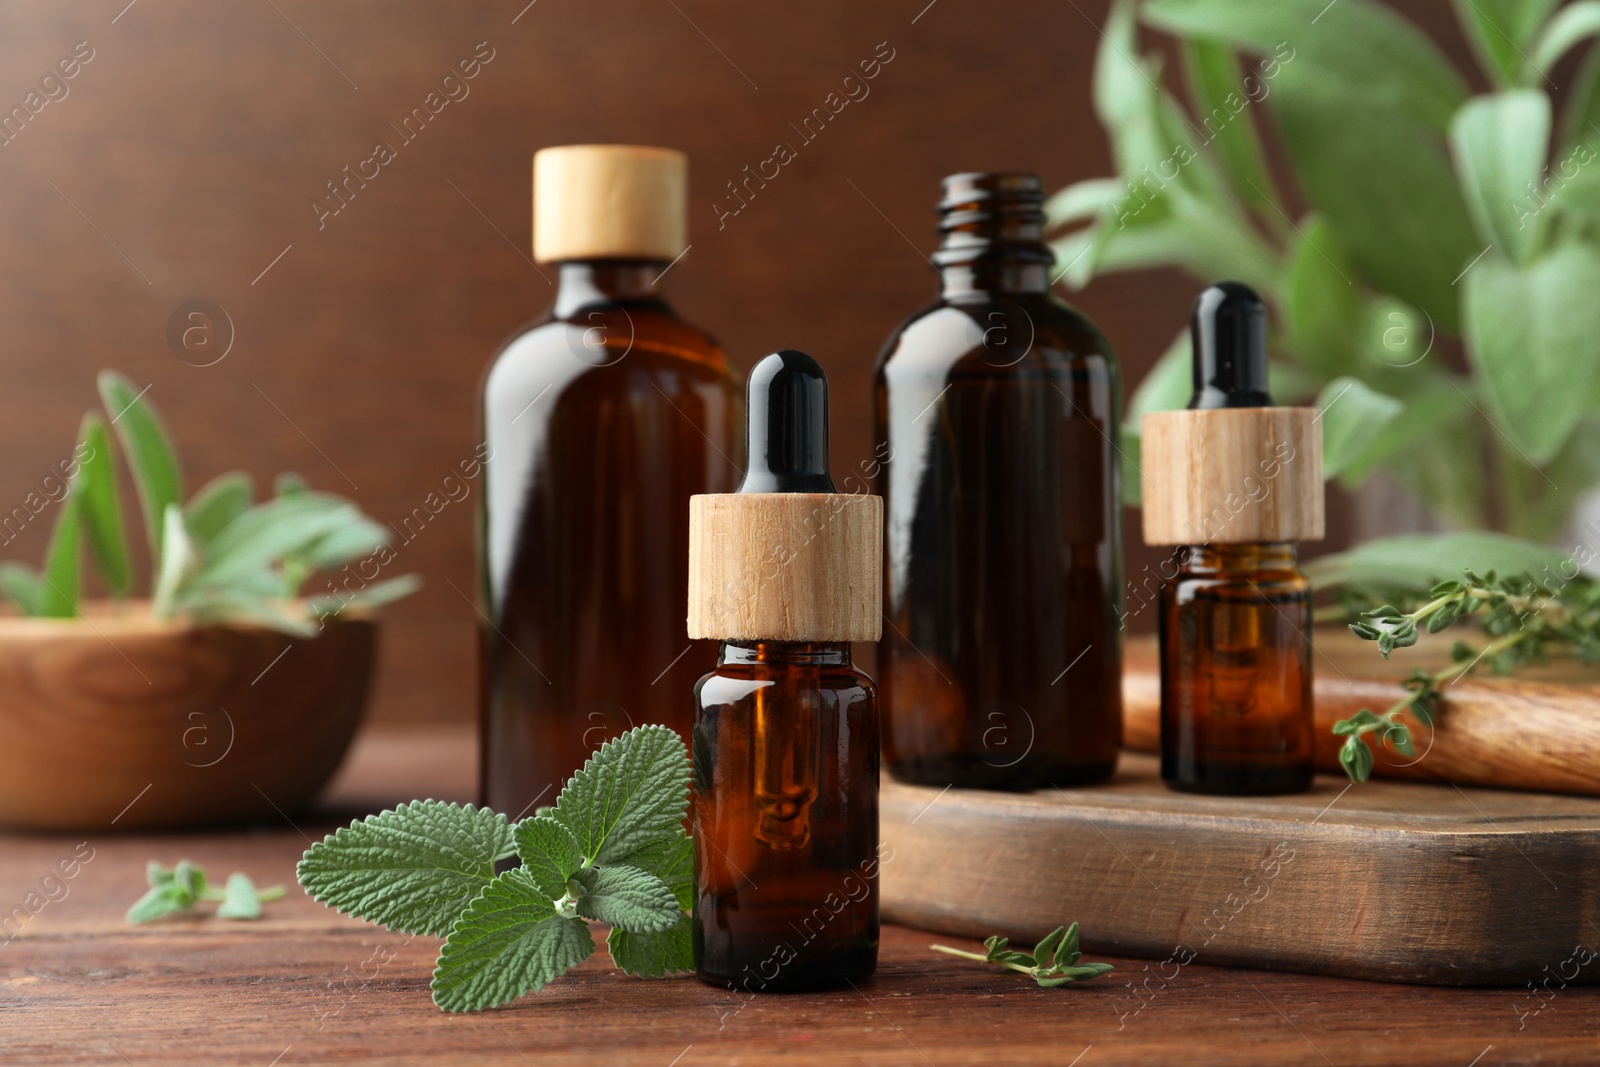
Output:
(1189, 281), (1274, 410)
(737, 349), (838, 494)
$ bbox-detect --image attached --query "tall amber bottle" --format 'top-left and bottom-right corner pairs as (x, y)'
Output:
(479, 145), (743, 817)
(875, 172), (1123, 790)
(1141, 282), (1324, 795)
(688, 350), (883, 991)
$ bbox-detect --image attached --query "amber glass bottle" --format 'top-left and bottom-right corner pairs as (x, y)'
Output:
(875, 172), (1123, 790)
(688, 350), (883, 991)
(1159, 543), (1313, 793)
(1141, 282), (1323, 796)
(479, 146), (743, 818)
(692, 640), (879, 990)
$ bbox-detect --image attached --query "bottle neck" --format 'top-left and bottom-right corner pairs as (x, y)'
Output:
(934, 172), (1053, 300)
(719, 640), (853, 668)
(1177, 542), (1300, 575)
(553, 259), (668, 317)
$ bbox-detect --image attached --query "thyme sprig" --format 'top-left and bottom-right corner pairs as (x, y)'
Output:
(930, 923), (1113, 988)
(1334, 570), (1600, 782)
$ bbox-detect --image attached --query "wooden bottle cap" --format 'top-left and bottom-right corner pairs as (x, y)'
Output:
(687, 349), (882, 643)
(1141, 283), (1324, 546)
(532, 144), (687, 263)
(688, 493), (883, 642)
(1140, 407), (1324, 545)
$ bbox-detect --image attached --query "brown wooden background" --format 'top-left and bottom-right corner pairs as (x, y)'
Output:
(0, 0), (1471, 725)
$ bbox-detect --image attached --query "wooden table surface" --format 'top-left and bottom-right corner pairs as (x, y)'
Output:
(3, 727), (1596, 1066)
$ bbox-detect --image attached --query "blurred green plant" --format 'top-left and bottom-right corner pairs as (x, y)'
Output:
(0, 371), (418, 635)
(1054, 0), (1600, 540)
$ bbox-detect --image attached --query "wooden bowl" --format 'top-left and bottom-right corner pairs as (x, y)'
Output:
(0, 604), (376, 831)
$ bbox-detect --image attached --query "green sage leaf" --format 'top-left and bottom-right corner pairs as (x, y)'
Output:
(74, 414), (131, 596)
(1463, 244), (1600, 464)
(1449, 91), (1551, 264)
(98, 371), (182, 570)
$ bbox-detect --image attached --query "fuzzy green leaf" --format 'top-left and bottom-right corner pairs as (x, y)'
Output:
(572, 865), (681, 933)
(1524, 0), (1593, 81)
(1181, 38), (1279, 211)
(1339, 735), (1375, 782)
(99, 371), (181, 570)
(127, 882), (192, 924)
(36, 483), (80, 618)
(1144, 0), (1467, 128)
(0, 563), (43, 616)
(74, 414), (131, 596)
(1284, 217), (1363, 378)
(551, 725), (690, 868)
(1306, 532), (1570, 594)
(307, 574), (421, 621)
(1033, 926), (1068, 967)
(607, 920), (694, 979)
(1316, 377), (1403, 479)
(200, 494), (365, 585)
(1463, 244), (1600, 464)
(617, 831), (693, 911)
(431, 869), (595, 1013)
(216, 872), (263, 920)
(184, 472), (252, 547)
(151, 505), (199, 618)
(513, 816), (583, 899)
(1449, 91), (1552, 264)
(1456, 0), (1559, 86)
(297, 801), (516, 937)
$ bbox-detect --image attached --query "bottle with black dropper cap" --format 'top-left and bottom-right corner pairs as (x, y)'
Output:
(687, 350), (883, 990)
(1141, 282), (1325, 794)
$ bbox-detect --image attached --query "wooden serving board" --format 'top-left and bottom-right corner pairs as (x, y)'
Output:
(1124, 630), (1600, 795)
(880, 753), (1600, 986)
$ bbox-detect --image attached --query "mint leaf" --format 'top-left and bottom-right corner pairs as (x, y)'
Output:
(128, 882), (192, 924)
(623, 831), (693, 911)
(432, 869), (595, 1012)
(603, 833), (694, 977)
(297, 801), (515, 937)
(216, 873), (263, 920)
(172, 860), (207, 901)
(551, 725), (689, 867)
(607, 921), (694, 979)
(512, 816), (583, 899)
(572, 865), (680, 933)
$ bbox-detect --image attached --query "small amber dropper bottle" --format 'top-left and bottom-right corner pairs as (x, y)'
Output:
(687, 350), (883, 991)
(1141, 283), (1325, 795)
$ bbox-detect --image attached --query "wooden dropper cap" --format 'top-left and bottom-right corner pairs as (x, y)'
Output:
(532, 144), (687, 263)
(688, 351), (883, 642)
(1141, 282), (1325, 546)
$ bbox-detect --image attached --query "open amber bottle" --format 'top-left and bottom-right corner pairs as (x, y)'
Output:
(478, 146), (743, 818)
(874, 172), (1123, 790)
(1141, 283), (1324, 795)
(688, 350), (883, 991)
